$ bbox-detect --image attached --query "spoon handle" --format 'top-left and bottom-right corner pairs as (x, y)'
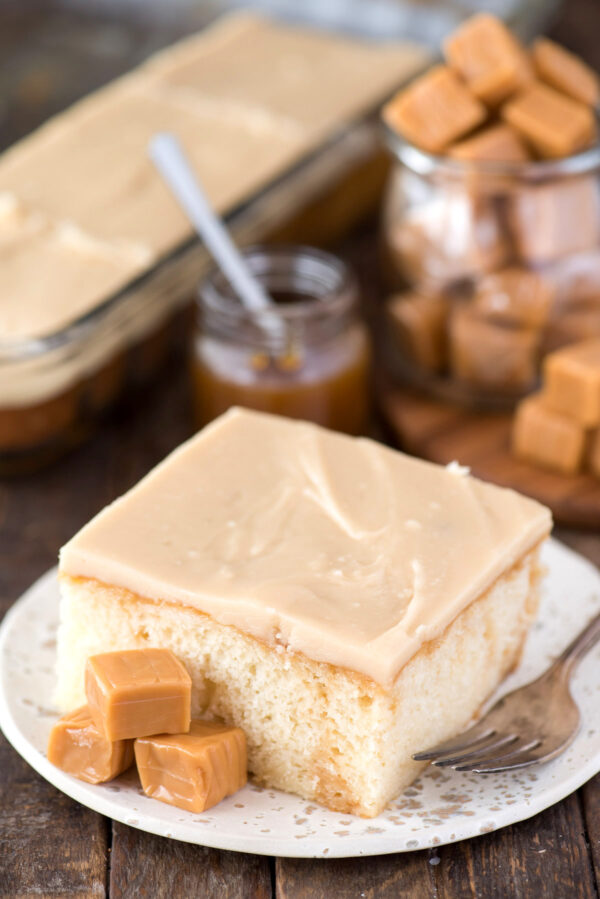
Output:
(149, 132), (272, 314)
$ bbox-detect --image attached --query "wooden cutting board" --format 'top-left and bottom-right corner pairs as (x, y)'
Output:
(379, 381), (600, 528)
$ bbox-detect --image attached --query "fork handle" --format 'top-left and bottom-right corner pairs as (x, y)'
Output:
(553, 610), (600, 679)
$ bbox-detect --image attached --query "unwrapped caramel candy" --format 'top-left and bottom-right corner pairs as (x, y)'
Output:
(544, 250), (600, 308)
(507, 176), (600, 264)
(383, 65), (486, 154)
(387, 292), (448, 373)
(532, 37), (599, 108)
(544, 338), (600, 426)
(444, 13), (533, 106)
(47, 705), (134, 784)
(502, 82), (595, 159)
(473, 268), (553, 328)
(135, 720), (247, 813)
(449, 123), (531, 163)
(85, 648), (192, 742)
(512, 392), (587, 474)
(391, 189), (508, 288)
(449, 305), (539, 391)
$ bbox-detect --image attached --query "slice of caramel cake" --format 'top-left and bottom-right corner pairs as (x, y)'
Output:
(56, 408), (551, 816)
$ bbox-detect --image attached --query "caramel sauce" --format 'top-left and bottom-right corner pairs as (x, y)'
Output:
(193, 287), (371, 435)
(193, 326), (370, 435)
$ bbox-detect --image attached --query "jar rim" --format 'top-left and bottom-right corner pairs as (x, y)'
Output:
(381, 118), (600, 181)
(197, 244), (358, 324)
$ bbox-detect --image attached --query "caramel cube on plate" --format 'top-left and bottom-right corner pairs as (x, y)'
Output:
(135, 720), (247, 813)
(449, 304), (539, 391)
(383, 65), (486, 154)
(512, 392), (587, 475)
(449, 124), (531, 163)
(473, 267), (553, 329)
(502, 82), (596, 158)
(387, 292), (448, 373)
(444, 13), (533, 106)
(507, 176), (600, 264)
(47, 705), (134, 784)
(85, 648), (192, 742)
(544, 339), (600, 426)
(532, 37), (599, 108)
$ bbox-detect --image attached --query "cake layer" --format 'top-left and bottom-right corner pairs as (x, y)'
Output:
(59, 408), (551, 687)
(56, 546), (542, 817)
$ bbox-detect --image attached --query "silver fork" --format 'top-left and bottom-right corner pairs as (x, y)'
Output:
(412, 610), (600, 773)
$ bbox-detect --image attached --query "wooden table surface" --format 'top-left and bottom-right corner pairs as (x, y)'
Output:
(1, 1), (599, 896)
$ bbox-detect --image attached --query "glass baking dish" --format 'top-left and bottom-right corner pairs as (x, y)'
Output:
(0, 258), (197, 474)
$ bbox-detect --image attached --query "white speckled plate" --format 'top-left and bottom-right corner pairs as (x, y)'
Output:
(1, 538), (599, 858)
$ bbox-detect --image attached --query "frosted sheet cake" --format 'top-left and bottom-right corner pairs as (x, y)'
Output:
(0, 14), (427, 466)
(56, 409), (551, 816)
(0, 12), (427, 295)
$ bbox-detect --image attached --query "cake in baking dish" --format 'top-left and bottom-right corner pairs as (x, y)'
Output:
(56, 408), (551, 817)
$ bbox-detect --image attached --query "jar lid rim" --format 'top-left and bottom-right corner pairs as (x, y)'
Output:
(197, 244), (358, 324)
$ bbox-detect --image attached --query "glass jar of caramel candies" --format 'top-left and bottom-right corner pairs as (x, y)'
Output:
(381, 127), (600, 406)
(193, 246), (370, 433)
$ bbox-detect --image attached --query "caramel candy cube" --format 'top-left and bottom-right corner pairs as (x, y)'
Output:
(383, 65), (486, 154)
(85, 648), (192, 742)
(387, 292), (448, 373)
(134, 720), (247, 813)
(449, 305), (539, 391)
(544, 339), (600, 427)
(444, 13), (533, 106)
(449, 124), (531, 163)
(507, 176), (600, 264)
(512, 393), (587, 475)
(47, 705), (134, 784)
(544, 250), (600, 308)
(532, 38), (599, 108)
(473, 268), (553, 329)
(502, 82), (595, 159)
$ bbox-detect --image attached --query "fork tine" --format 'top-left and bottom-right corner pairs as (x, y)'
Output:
(412, 726), (495, 761)
(432, 734), (519, 768)
(453, 739), (541, 772)
(466, 736), (579, 773)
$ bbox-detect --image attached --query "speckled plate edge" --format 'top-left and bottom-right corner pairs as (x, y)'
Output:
(1, 538), (599, 859)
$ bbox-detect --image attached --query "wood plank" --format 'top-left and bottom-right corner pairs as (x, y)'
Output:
(109, 823), (272, 899)
(0, 737), (109, 897)
(276, 853), (435, 898)
(582, 775), (600, 890)
(431, 793), (597, 899)
(380, 384), (600, 527)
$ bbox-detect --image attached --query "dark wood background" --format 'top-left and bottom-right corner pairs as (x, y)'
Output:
(1, 1), (599, 896)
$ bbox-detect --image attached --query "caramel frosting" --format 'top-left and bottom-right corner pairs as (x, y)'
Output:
(0, 199), (150, 340)
(59, 409), (551, 687)
(0, 13), (427, 337)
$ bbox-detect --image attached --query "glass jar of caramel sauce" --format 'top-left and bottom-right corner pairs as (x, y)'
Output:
(193, 246), (370, 434)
